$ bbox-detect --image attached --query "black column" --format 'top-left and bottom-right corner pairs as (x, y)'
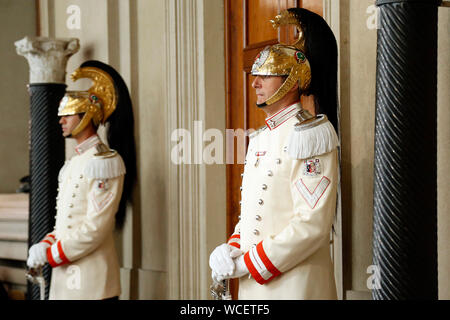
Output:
(372, 0), (440, 300)
(27, 84), (66, 300)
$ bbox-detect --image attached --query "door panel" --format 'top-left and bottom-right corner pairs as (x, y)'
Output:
(246, 0), (279, 46)
(225, 0), (323, 299)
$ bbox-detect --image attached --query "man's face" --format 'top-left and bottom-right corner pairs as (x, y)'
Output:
(59, 114), (81, 137)
(251, 75), (284, 105)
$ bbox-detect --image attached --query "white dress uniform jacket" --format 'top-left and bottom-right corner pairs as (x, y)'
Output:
(228, 102), (339, 300)
(40, 135), (125, 300)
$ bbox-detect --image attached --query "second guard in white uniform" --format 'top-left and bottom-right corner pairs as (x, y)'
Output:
(27, 61), (136, 300)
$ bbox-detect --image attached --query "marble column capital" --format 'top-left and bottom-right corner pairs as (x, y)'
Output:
(15, 36), (80, 84)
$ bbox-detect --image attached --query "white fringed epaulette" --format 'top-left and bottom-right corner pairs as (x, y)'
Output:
(287, 114), (340, 160)
(84, 147), (126, 180)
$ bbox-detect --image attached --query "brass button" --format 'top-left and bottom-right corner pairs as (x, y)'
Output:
(276, 158), (282, 164)
(240, 186), (243, 191)
(262, 184), (268, 191)
(258, 199), (264, 205)
(67, 225), (72, 229)
(68, 214), (72, 219)
(72, 193), (76, 198)
(79, 174), (83, 179)
(239, 201), (242, 206)
(253, 229), (259, 236)
(267, 170), (273, 177)
(75, 184), (79, 188)
(69, 203), (74, 208)
(255, 215), (262, 221)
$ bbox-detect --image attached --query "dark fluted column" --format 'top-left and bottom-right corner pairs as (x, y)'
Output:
(372, 0), (439, 300)
(15, 37), (79, 300)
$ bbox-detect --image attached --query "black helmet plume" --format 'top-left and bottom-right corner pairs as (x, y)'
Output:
(80, 60), (137, 229)
(287, 8), (339, 133)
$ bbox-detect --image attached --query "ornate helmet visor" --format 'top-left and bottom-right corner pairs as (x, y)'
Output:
(58, 66), (117, 137)
(251, 10), (312, 107)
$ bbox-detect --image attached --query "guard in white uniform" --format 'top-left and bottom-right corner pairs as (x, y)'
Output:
(27, 61), (136, 300)
(209, 8), (340, 300)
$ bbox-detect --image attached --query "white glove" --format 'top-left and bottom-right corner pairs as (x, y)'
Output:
(27, 243), (50, 268)
(212, 254), (249, 282)
(209, 243), (243, 277)
(209, 244), (234, 277)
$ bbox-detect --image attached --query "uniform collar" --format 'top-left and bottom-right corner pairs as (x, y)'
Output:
(75, 135), (100, 155)
(265, 102), (301, 131)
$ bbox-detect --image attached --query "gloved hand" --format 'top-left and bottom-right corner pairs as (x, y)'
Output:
(209, 243), (235, 277)
(27, 243), (50, 269)
(212, 254), (249, 282)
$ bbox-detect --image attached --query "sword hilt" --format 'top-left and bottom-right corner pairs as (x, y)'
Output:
(26, 267), (46, 300)
(210, 279), (232, 300)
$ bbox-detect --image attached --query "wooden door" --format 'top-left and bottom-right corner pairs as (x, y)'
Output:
(225, 0), (323, 299)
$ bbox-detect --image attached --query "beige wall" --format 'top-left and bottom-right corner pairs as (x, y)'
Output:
(339, 0), (377, 299)
(0, 0), (36, 193)
(135, 0), (168, 299)
(437, 6), (450, 300)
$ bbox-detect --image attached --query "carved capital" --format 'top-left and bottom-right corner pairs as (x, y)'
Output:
(15, 37), (80, 84)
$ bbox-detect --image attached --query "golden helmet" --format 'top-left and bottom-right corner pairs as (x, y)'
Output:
(251, 9), (312, 107)
(58, 66), (117, 137)
(251, 44), (311, 106)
